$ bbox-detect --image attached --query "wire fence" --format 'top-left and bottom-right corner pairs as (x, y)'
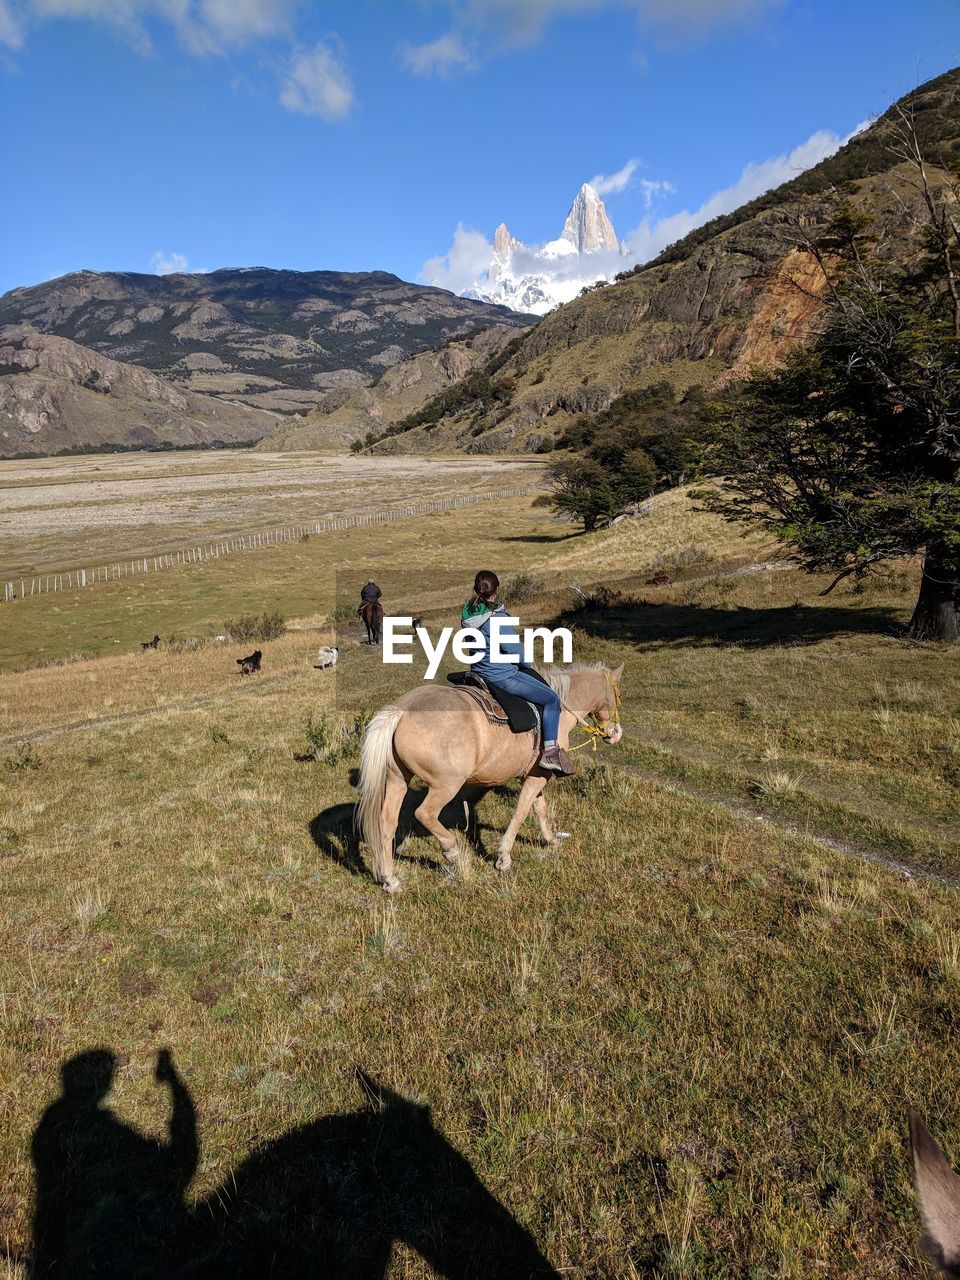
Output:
(3, 484), (544, 603)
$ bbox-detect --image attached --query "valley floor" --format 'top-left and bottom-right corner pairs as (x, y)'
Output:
(0, 465), (958, 1277)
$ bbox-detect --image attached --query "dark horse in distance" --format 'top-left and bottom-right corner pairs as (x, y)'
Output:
(360, 601), (383, 645)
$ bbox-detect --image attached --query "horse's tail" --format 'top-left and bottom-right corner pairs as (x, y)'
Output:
(356, 704), (404, 882)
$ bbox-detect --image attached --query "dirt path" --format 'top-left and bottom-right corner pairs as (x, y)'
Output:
(606, 759), (960, 889)
(0, 670), (308, 750)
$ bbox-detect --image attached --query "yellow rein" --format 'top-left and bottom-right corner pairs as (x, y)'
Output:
(561, 670), (622, 754)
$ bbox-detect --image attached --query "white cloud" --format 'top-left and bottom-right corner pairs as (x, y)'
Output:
(625, 122), (866, 262)
(638, 177), (674, 207)
(464, 0), (608, 45)
(9, 0), (298, 55)
(279, 40), (353, 119)
(0, 0), (24, 47)
(422, 224), (496, 296)
(590, 158), (639, 196)
(401, 31), (476, 77)
(150, 250), (190, 274)
(639, 0), (783, 35)
(196, 0), (297, 46)
(406, 0), (783, 59)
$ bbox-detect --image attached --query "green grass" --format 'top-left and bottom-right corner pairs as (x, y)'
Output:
(556, 563), (960, 879)
(1, 640), (958, 1276)
(0, 491), (552, 671)
(1, 474), (958, 1276)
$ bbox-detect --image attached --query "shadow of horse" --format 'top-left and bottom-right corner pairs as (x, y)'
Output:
(28, 1050), (560, 1279)
(309, 784), (510, 880)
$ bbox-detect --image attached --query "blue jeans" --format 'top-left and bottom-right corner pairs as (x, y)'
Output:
(483, 667), (561, 741)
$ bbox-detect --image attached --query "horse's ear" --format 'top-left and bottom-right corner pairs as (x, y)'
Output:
(612, 663), (624, 682)
(356, 1069), (431, 1121)
(910, 1109), (960, 1274)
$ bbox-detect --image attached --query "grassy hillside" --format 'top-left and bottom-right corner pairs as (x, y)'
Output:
(360, 69), (960, 458)
(255, 325), (525, 454)
(1, 478), (959, 1276)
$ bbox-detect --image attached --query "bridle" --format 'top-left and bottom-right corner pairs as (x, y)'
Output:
(562, 668), (622, 754)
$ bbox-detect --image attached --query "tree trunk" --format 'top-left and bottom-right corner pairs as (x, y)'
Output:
(907, 544), (960, 641)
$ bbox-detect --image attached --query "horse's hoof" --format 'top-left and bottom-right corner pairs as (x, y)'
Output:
(443, 848), (460, 865)
(495, 854), (512, 873)
(381, 876), (402, 895)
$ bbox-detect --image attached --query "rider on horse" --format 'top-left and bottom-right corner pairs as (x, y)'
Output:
(359, 580), (383, 644)
(462, 569), (574, 776)
(360, 580), (382, 609)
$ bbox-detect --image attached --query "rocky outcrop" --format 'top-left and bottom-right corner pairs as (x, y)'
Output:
(0, 326), (277, 456)
(560, 183), (619, 254)
(0, 268), (534, 424)
(463, 183), (625, 315)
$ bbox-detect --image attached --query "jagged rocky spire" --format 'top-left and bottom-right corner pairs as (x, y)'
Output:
(492, 223), (514, 257)
(559, 183), (618, 254)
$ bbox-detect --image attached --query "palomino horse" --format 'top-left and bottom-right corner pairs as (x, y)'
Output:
(357, 663), (624, 892)
(360, 600), (383, 645)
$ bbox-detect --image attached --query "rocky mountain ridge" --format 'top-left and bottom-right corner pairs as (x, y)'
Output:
(0, 268), (534, 423)
(255, 324), (523, 453)
(0, 325), (277, 457)
(462, 183), (627, 315)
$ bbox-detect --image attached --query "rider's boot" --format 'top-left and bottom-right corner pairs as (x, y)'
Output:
(540, 743), (575, 776)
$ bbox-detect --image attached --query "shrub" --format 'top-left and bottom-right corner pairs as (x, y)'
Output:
(303, 711), (369, 764)
(4, 743), (41, 773)
(164, 633), (207, 655)
(503, 570), (544, 604)
(222, 611), (286, 643)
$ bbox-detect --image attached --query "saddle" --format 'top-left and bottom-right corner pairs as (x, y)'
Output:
(446, 670), (545, 736)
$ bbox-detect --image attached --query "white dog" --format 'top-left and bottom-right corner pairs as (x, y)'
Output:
(314, 646), (339, 669)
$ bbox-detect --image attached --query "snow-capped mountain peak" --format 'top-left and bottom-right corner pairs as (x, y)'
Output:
(458, 183), (627, 316)
(560, 183), (619, 254)
(492, 223), (516, 257)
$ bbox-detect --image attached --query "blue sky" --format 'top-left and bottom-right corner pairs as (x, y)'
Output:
(1, 0), (958, 298)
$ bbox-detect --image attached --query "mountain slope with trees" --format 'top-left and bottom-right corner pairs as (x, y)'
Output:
(364, 69), (960, 458)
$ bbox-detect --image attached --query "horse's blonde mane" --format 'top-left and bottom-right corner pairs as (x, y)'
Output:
(541, 662), (609, 701)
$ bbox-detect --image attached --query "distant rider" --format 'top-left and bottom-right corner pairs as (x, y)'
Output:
(461, 569), (573, 776)
(359, 580), (382, 614)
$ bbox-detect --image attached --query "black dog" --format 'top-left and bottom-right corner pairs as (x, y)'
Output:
(141, 635), (161, 651)
(237, 650), (262, 675)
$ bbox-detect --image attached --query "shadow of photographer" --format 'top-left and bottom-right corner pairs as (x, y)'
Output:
(29, 1049), (559, 1280)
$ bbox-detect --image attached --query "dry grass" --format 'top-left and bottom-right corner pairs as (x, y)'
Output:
(0, 484), (552, 673)
(0, 449), (541, 575)
(0, 464), (958, 1276)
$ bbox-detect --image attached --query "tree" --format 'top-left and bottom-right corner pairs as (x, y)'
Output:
(698, 122), (960, 641)
(546, 456), (622, 532)
(548, 382), (704, 532)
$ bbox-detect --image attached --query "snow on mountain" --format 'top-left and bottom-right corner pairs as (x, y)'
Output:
(462, 183), (627, 315)
(561, 183), (620, 253)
